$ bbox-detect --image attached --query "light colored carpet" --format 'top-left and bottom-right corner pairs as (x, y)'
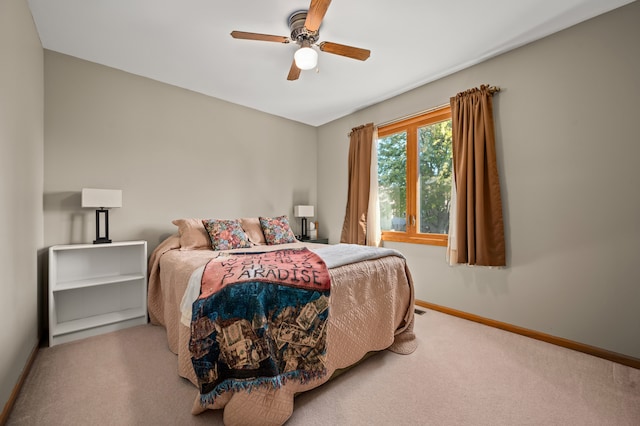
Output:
(7, 308), (640, 425)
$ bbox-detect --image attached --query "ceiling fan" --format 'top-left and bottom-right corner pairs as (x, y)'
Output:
(230, 0), (370, 81)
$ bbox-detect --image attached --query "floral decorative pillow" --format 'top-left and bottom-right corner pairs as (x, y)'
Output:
(201, 219), (252, 251)
(259, 215), (297, 245)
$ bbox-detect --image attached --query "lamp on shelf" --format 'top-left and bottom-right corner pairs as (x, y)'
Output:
(294, 205), (314, 240)
(82, 188), (122, 244)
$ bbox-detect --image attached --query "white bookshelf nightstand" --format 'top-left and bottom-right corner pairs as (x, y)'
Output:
(48, 240), (148, 346)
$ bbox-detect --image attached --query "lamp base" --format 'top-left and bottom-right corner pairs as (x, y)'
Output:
(300, 217), (310, 240)
(93, 237), (112, 244)
(94, 209), (112, 244)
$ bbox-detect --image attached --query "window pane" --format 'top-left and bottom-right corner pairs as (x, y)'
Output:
(418, 120), (452, 234)
(378, 131), (407, 232)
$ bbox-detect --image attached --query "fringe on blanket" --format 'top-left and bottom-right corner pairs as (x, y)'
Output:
(200, 368), (327, 406)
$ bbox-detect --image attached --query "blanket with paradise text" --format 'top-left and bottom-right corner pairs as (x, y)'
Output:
(189, 248), (331, 405)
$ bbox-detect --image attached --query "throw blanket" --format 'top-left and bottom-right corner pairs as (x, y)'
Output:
(312, 243), (404, 268)
(189, 248), (331, 406)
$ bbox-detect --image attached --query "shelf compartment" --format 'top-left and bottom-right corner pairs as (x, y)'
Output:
(53, 243), (146, 284)
(52, 307), (147, 337)
(53, 273), (145, 292)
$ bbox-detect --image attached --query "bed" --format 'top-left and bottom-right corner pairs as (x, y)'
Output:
(147, 217), (416, 425)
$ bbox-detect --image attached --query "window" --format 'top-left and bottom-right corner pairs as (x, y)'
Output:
(377, 106), (452, 246)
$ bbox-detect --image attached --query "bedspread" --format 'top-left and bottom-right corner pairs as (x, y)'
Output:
(147, 235), (416, 425)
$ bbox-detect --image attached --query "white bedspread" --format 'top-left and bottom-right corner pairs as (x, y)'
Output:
(313, 243), (404, 268)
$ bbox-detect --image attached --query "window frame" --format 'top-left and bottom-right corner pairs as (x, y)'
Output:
(377, 105), (452, 247)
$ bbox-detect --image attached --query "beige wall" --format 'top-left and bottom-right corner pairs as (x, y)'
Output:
(318, 1), (640, 358)
(43, 52), (318, 253)
(5, 5), (636, 414)
(0, 0), (44, 411)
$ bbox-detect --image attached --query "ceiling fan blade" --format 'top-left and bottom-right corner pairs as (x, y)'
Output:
(319, 42), (370, 61)
(230, 31), (289, 43)
(304, 0), (331, 32)
(287, 60), (301, 81)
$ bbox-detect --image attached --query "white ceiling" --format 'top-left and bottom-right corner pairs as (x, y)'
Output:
(27, 0), (633, 127)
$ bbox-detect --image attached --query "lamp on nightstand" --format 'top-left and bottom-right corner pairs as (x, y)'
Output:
(82, 188), (122, 244)
(294, 205), (314, 240)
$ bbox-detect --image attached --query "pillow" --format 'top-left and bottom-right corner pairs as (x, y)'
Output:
(172, 218), (210, 250)
(259, 215), (297, 245)
(202, 219), (252, 251)
(239, 217), (267, 246)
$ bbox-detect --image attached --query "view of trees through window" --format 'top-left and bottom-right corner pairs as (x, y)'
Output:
(377, 106), (452, 245)
(378, 131), (407, 231)
(418, 120), (452, 234)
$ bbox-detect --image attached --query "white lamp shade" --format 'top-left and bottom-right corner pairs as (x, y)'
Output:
(82, 188), (122, 208)
(294, 47), (318, 70)
(294, 205), (314, 218)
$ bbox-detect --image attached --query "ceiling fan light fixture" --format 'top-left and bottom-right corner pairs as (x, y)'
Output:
(294, 45), (317, 70)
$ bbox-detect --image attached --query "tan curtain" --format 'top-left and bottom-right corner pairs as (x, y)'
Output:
(341, 123), (374, 245)
(447, 85), (506, 266)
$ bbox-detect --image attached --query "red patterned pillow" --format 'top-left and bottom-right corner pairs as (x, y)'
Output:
(259, 215), (297, 245)
(202, 219), (252, 251)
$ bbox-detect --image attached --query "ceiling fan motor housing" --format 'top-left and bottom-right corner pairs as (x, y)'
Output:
(288, 10), (319, 45)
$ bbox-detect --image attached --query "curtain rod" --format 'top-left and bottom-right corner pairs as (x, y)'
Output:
(347, 103), (449, 137)
(454, 84), (501, 97)
(375, 102), (450, 129)
(347, 122), (374, 138)
(347, 85), (501, 137)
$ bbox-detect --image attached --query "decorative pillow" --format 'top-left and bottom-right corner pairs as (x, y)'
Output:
(202, 219), (252, 251)
(172, 218), (210, 250)
(259, 215), (297, 245)
(239, 217), (267, 246)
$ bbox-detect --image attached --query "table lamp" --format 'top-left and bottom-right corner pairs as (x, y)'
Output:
(82, 188), (122, 244)
(294, 205), (314, 240)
